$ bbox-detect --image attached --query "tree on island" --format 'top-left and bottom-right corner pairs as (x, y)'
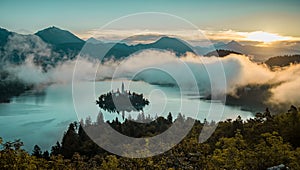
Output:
(96, 82), (149, 119)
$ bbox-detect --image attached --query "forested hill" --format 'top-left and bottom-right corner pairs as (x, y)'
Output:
(204, 49), (242, 57)
(265, 54), (300, 67)
(1, 106), (300, 169)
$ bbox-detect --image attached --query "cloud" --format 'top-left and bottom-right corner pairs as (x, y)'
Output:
(77, 29), (300, 47)
(2, 33), (100, 84)
(96, 50), (273, 94)
(6, 56), (101, 84)
(6, 57), (48, 84)
(93, 50), (300, 107)
(51, 57), (99, 83)
(4, 44), (300, 109)
(76, 29), (213, 46)
(269, 65), (300, 105)
(2, 33), (52, 61)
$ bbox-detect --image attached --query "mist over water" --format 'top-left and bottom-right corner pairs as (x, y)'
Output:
(3, 34), (300, 108)
(1, 34), (300, 152)
(5, 48), (300, 107)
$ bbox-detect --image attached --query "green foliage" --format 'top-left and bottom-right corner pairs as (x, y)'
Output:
(211, 131), (249, 169)
(101, 155), (120, 170)
(1, 107), (300, 169)
(32, 145), (42, 158)
(61, 122), (80, 159)
(253, 132), (294, 169)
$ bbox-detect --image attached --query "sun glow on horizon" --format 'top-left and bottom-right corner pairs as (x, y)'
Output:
(245, 31), (291, 43)
(75, 29), (298, 47)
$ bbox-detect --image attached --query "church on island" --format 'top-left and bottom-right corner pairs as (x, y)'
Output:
(96, 82), (150, 119)
(112, 82), (126, 96)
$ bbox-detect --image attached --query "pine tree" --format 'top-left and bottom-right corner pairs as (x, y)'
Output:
(51, 141), (61, 156)
(167, 112), (173, 124)
(42, 150), (50, 160)
(32, 145), (42, 158)
(61, 123), (80, 158)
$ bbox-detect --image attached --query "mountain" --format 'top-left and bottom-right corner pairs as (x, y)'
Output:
(0, 28), (12, 46)
(86, 37), (103, 44)
(35, 26), (84, 45)
(213, 42), (226, 48)
(265, 55), (300, 67)
(196, 40), (300, 61)
(1, 27), (195, 66)
(0, 27), (86, 68)
(150, 37), (194, 56)
(121, 34), (164, 45)
(215, 41), (300, 62)
(34, 28), (195, 61)
(193, 46), (214, 55)
(193, 41), (242, 56)
(2, 26), (300, 66)
(204, 49), (242, 57)
(103, 36), (194, 60)
(35, 26), (86, 63)
(221, 40), (244, 52)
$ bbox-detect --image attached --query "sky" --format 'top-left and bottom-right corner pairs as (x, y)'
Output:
(1, 0), (300, 43)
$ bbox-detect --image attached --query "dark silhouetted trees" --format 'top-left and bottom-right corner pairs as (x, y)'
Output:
(96, 90), (149, 119)
(61, 123), (80, 159)
(1, 107), (300, 169)
(32, 145), (42, 158)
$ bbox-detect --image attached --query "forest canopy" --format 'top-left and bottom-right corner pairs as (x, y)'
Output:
(1, 106), (300, 169)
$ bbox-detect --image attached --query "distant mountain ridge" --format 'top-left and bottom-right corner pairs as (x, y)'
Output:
(196, 40), (300, 61)
(0, 26), (86, 68)
(204, 49), (242, 57)
(35, 26), (84, 45)
(0, 28), (12, 46)
(103, 36), (194, 60)
(86, 37), (103, 44)
(33, 27), (195, 59)
(0, 26), (196, 68)
(193, 40), (242, 56)
(215, 41), (300, 61)
(34, 26), (87, 65)
(1, 26), (300, 68)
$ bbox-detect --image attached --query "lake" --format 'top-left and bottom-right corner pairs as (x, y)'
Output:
(0, 80), (253, 151)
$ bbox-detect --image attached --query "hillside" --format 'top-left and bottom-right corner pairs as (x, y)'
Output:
(217, 41), (300, 61)
(103, 36), (194, 60)
(35, 26), (84, 45)
(204, 49), (242, 57)
(265, 55), (300, 67)
(1, 26), (300, 66)
(0, 28), (12, 46)
(195, 40), (300, 61)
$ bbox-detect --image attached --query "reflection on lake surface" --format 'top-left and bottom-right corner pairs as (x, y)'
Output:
(0, 80), (253, 151)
